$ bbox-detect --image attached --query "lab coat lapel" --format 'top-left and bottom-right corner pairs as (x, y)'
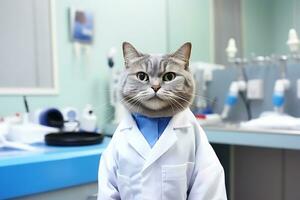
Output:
(142, 109), (191, 171)
(125, 126), (151, 160)
(142, 124), (177, 171)
(119, 111), (151, 160)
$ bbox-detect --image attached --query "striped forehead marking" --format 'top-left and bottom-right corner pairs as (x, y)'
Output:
(145, 55), (167, 76)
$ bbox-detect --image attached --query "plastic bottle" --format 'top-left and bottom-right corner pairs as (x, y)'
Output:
(81, 104), (97, 132)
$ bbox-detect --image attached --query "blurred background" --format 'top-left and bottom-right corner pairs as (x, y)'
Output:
(1, 0), (300, 200)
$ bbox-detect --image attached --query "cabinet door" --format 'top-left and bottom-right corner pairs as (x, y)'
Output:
(234, 146), (283, 200)
(284, 150), (300, 200)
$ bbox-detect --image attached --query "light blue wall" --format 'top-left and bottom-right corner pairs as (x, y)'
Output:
(242, 0), (275, 58)
(0, 0), (213, 126)
(0, 0), (168, 126)
(167, 0), (213, 62)
(242, 0), (297, 57)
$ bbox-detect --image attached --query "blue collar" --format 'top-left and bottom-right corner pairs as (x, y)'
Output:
(132, 113), (172, 148)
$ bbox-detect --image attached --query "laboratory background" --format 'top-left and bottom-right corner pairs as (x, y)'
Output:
(1, 0), (300, 199)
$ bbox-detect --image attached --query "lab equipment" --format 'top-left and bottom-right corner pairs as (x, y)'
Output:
(241, 56), (296, 130)
(108, 47), (126, 124)
(39, 108), (64, 129)
(8, 121), (58, 144)
(5, 98), (59, 144)
(0, 120), (37, 151)
(247, 79), (264, 100)
(190, 62), (224, 125)
(221, 80), (246, 119)
(63, 107), (79, 131)
(107, 47), (116, 68)
(287, 29), (300, 55)
(98, 108), (227, 199)
(191, 62), (224, 113)
(221, 58), (250, 119)
(80, 104), (97, 132)
(63, 107), (79, 122)
(249, 55), (273, 66)
(272, 79), (290, 113)
(226, 38), (238, 62)
(222, 38), (251, 120)
(45, 131), (104, 146)
(272, 56), (290, 113)
(22, 96), (31, 124)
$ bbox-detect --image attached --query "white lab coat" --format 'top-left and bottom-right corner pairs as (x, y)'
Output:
(98, 108), (227, 200)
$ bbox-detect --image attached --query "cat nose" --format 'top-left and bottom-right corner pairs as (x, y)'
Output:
(151, 85), (161, 92)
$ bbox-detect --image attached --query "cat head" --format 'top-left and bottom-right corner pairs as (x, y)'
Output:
(119, 42), (195, 117)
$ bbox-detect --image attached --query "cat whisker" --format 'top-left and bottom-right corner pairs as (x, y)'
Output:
(175, 93), (215, 103)
(171, 89), (215, 102)
(191, 94), (216, 102)
(161, 91), (190, 105)
(170, 99), (183, 111)
(167, 99), (178, 114)
(169, 93), (191, 105)
(122, 96), (142, 113)
(167, 96), (185, 110)
(168, 100), (175, 114)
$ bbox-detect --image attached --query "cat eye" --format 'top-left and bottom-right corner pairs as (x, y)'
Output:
(163, 72), (176, 82)
(136, 72), (149, 82)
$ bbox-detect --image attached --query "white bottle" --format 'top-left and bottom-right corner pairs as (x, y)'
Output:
(81, 104), (97, 132)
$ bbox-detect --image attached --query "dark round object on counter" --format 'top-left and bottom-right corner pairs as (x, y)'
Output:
(39, 108), (64, 129)
(45, 132), (104, 146)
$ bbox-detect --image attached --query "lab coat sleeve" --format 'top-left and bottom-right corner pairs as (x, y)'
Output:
(188, 123), (227, 200)
(98, 136), (120, 200)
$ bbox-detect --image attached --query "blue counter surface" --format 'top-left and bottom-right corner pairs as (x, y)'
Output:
(0, 137), (111, 199)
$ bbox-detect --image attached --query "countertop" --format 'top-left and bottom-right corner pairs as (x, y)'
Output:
(0, 137), (111, 199)
(204, 125), (300, 150)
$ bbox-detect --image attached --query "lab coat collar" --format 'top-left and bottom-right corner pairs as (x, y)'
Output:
(118, 108), (192, 130)
(170, 108), (193, 129)
(118, 109), (192, 170)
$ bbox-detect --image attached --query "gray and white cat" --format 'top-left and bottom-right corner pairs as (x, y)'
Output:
(120, 42), (195, 117)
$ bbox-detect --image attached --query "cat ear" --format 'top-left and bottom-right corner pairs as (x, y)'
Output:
(171, 42), (192, 68)
(122, 42), (142, 67)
